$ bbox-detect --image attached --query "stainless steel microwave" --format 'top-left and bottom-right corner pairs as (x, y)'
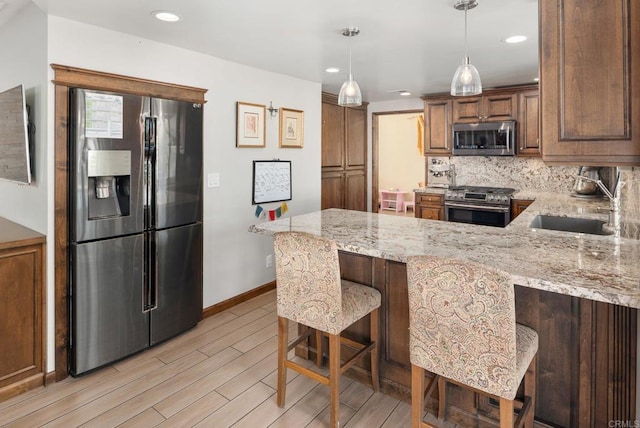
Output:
(452, 121), (516, 156)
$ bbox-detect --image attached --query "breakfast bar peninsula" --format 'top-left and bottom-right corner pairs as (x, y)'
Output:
(249, 200), (640, 427)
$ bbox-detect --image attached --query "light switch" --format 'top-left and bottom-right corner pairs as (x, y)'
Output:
(207, 173), (220, 188)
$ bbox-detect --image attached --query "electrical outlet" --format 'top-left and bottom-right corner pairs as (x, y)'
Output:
(266, 254), (273, 268)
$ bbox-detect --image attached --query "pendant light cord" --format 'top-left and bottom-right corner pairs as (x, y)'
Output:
(464, 4), (468, 59)
(348, 33), (353, 81)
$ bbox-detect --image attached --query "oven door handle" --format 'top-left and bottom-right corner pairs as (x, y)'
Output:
(445, 202), (510, 213)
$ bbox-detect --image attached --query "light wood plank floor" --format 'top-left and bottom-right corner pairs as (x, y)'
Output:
(0, 289), (425, 428)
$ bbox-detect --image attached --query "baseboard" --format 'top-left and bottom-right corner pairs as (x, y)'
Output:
(44, 371), (56, 386)
(202, 281), (276, 319)
(0, 373), (45, 403)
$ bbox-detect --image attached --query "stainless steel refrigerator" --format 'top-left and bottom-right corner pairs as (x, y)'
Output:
(69, 88), (203, 376)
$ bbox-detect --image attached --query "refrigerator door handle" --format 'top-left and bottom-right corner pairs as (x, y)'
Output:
(143, 233), (158, 312)
(144, 117), (157, 230)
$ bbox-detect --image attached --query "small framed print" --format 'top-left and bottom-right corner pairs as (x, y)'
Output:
(236, 102), (266, 148)
(279, 108), (304, 148)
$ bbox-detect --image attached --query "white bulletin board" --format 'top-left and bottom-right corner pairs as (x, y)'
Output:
(252, 160), (292, 204)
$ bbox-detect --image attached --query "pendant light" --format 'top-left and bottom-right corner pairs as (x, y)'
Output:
(338, 27), (362, 107)
(450, 0), (482, 96)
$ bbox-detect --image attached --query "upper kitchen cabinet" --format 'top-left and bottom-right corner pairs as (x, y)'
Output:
(517, 89), (540, 156)
(540, 0), (640, 165)
(321, 92), (368, 211)
(452, 90), (517, 123)
(423, 97), (453, 155)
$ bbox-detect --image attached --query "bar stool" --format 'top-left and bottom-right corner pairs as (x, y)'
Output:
(406, 256), (538, 428)
(273, 231), (381, 428)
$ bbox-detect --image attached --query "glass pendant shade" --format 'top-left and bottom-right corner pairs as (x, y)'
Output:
(451, 0), (481, 97)
(450, 57), (482, 96)
(338, 27), (362, 107)
(338, 76), (362, 107)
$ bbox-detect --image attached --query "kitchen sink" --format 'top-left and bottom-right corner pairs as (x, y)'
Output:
(530, 215), (611, 235)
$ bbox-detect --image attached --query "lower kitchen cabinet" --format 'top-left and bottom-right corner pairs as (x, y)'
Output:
(511, 198), (534, 220)
(0, 218), (46, 402)
(415, 192), (444, 220)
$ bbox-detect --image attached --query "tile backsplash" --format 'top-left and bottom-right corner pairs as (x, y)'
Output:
(429, 157), (639, 217)
(441, 156), (577, 193)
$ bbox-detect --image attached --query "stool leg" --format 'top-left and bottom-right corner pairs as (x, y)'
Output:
(277, 316), (288, 408)
(499, 398), (514, 428)
(316, 329), (323, 367)
(411, 364), (425, 428)
(329, 333), (341, 428)
(370, 308), (380, 392)
(524, 355), (536, 428)
(437, 376), (446, 420)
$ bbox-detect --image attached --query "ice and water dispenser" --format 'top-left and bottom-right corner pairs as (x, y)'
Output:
(87, 150), (131, 219)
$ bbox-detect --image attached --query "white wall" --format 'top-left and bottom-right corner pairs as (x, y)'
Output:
(0, 2), (48, 232)
(0, 10), (321, 373)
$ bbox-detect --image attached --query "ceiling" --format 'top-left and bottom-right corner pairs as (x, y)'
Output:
(4, 0), (539, 103)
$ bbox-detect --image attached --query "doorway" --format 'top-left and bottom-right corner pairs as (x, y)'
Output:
(372, 110), (425, 215)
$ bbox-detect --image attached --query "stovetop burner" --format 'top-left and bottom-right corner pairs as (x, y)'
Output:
(445, 186), (517, 206)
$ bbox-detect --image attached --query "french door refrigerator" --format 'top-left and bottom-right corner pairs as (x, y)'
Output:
(69, 88), (203, 376)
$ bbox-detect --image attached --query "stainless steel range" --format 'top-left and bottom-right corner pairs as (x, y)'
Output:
(444, 186), (516, 227)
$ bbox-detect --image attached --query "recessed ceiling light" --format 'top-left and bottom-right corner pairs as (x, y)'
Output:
(152, 11), (180, 22)
(504, 35), (527, 44)
(533, 77), (540, 82)
(399, 91), (411, 96)
(325, 67), (340, 73)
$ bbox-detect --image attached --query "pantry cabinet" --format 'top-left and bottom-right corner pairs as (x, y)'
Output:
(540, 0), (640, 165)
(321, 92), (368, 211)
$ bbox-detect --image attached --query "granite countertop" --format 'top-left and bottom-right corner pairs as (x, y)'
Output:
(249, 194), (640, 309)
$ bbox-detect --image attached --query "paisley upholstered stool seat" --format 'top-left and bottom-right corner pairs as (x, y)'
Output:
(273, 231), (381, 428)
(406, 256), (538, 428)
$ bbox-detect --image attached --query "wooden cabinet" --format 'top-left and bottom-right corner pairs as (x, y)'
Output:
(540, 0), (640, 165)
(415, 192), (444, 220)
(511, 198), (533, 220)
(423, 98), (452, 154)
(517, 90), (540, 156)
(321, 92), (368, 210)
(452, 91), (517, 123)
(422, 85), (538, 156)
(0, 218), (46, 403)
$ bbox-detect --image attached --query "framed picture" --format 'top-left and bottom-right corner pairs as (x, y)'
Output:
(236, 102), (266, 148)
(279, 108), (304, 148)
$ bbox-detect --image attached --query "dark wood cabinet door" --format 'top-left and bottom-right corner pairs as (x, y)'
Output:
(0, 242), (44, 401)
(483, 93), (517, 121)
(453, 93), (516, 123)
(321, 102), (344, 168)
(452, 97), (482, 123)
(345, 171), (366, 211)
(511, 199), (533, 220)
(346, 108), (366, 168)
(540, 0), (640, 165)
(424, 99), (452, 154)
(321, 172), (344, 209)
(517, 90), (540, 156)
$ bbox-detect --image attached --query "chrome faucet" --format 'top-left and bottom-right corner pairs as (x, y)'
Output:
(576, 168), (624, 235)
